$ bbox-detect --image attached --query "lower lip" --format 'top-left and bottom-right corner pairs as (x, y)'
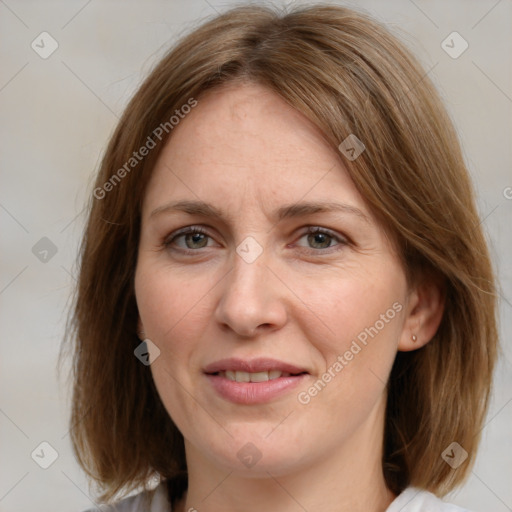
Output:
(205, 373), (307, 404)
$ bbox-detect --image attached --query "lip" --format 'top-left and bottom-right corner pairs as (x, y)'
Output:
(203, 357), (308, 375)
(205, 374), (307, 404)
(203, 358), (309, 405)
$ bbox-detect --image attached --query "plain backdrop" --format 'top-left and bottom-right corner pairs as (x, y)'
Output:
(0, 1), (511, 511)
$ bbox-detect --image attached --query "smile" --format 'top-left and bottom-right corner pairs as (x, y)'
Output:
(218, 370), (293, 382)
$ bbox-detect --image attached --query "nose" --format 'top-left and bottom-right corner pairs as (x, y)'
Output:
(214, 251), (288, 338)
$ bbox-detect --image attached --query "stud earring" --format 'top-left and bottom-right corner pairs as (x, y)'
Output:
(411, 334), (418, 342)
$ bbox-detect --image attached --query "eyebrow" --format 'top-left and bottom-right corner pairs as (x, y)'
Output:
(149, 200), (370, 224)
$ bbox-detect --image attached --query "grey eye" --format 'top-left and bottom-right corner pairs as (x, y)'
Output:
(182, 232), (209, 249)
(306, 232), (334, 249)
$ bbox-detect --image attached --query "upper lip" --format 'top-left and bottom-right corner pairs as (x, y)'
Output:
(203, 358), (309, 375)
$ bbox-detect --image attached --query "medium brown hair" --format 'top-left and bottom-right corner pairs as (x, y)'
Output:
(65, 3), (498, 503)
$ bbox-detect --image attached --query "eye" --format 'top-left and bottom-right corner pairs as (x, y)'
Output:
(296, 227), (347, 251)
(164, 226), (215, 251)
(163, 225), (348, 254)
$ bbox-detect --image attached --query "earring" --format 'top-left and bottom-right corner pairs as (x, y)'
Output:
(411, 334), (418, 342)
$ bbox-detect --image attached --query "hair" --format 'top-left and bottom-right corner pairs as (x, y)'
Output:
(64, 3), (498, 504)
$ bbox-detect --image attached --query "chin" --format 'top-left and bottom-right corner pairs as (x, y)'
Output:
(195, 430), (310, 477)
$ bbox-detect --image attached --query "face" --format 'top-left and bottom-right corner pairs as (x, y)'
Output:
(134, 82), (411, 476)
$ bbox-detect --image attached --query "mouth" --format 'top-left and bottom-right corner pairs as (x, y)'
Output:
(203, 357), (309, 375)
(215, 369), (304, 382)
(203, 358), (309, 404)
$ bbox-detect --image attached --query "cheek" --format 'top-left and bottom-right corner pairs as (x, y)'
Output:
(293, 263), (406, 398)
(292, 277), (404, 439)
(135, 264), (214, 432)
(135, 263), (214, 415)
(135, 262), (215, 342)
(299, 264), (405, 342)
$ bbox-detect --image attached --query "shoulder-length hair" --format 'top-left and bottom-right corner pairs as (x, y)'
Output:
(65, 3), (498, 502)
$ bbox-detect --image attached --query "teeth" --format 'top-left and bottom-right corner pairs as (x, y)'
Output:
(225, 370), (237, 381)
(221, 370), (291, 382)
(236, 371), (251, 382)
(249, 371), (269, 382)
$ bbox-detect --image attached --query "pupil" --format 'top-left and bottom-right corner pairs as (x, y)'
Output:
(309, 232), (330, 248)
(187, 233), (206, 248)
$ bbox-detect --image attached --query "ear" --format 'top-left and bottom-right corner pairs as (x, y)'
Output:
(398, 274), (445, 352)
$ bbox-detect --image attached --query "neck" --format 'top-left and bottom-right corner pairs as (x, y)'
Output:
(175, 396), (394, 512)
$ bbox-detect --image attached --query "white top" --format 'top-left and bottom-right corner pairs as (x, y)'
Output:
(83, 484), (472, 512)
(386, 487), (471, 511)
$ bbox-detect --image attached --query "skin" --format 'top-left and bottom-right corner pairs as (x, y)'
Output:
(134, 82), (444, 512)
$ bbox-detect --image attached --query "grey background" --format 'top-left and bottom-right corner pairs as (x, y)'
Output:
(0, 0), (511, 511)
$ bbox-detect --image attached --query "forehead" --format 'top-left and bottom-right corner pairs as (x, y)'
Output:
(143, 82), (368, 218)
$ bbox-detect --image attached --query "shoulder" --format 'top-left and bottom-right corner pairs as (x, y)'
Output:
(386, 487), (473, 512)
(81, 482), (171, 512)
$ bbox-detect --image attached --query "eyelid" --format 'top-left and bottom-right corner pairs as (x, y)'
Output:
(293, 226), (350, 249)
(164, 225), (217, 246)
(303, 226), (347, 241)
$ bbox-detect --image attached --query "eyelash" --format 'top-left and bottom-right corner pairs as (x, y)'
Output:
(163, 225), (349, 255)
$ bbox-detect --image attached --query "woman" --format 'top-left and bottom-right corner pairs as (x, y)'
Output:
(68, 4), (498, 512)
